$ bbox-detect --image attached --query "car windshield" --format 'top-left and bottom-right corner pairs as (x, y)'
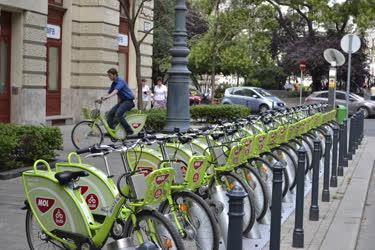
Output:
(350, 93), (364, 100)
(255, 88), (272, 97)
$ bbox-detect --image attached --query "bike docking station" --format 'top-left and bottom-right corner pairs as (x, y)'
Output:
(222, 104), (364, 249)
(22, 102), (366, 250)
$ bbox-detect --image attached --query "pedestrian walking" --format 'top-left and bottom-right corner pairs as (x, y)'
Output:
(141, 79), (152, 110)
(153, 77), (168, 108)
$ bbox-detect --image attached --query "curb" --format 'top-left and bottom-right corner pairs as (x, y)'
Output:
(0, 159), (63, 180)
(320, 139), (375, 250)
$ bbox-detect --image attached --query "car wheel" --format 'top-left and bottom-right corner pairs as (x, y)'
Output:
(358, 107), (370, 118)
(259, 104), (269, 113)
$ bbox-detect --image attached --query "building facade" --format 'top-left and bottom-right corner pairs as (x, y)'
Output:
(0, 0), (153, 124)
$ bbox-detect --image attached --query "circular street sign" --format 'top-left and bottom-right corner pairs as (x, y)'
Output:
(324, 48), (345, 66)
(341, 34), (361, 54)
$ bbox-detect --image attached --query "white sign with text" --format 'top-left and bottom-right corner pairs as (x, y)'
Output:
(46, 24), (61, 40)
(118, 34), (129, 46)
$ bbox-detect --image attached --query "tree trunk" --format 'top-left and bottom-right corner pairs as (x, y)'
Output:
(311, 72), (322, 91)
(209, 0), (220, 103)
(210, 55), (217, 102)
(135, 51), (143, 110)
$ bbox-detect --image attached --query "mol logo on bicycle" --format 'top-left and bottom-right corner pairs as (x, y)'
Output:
(155, 174), (169, 185)
(193, 160), (204, 170)
(86, 193), (99, 210)
(36, 197), (55, 213)
(80, 185), (89, 195)
(138, 166), (153, 176)
(53, 208), (66, 227)
(132, 123), (141, 129)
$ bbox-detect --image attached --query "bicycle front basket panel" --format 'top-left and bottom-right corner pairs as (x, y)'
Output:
(90, 109), (100, 119)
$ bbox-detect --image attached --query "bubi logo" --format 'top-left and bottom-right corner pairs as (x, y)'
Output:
(155, 174), (169, 185)
(86, 193), (99, 210)
(36, 198), (55, 213)
(193, 173), (200, 182)
(154, 188), (163, 199)
(53, 208), (66, 226)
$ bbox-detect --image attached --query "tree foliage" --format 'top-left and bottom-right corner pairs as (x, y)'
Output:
(152, 0), (375, 92)
(265, 0), (374, 91)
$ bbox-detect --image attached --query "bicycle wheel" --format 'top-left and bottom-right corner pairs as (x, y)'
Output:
(71, 120), (103, 149)
(158, 191), (220, 250)
(216, 171), (256, 234)
(273, 147), (297, 190)
(124, 209), (185, 250)
(236, 164), (270, 222)
(26, 209), (66, 250)
(261, 153), (290, 198)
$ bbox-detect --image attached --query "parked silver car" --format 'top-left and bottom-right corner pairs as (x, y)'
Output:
(222, 87), (286, 113)
(305, 90), (375, 118)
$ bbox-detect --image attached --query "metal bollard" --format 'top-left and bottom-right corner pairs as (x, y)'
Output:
(270, 162), (285, 250)
(342, 120), (348, 167)
(347, 115), (355, 160)
(360, 111), (364, 143)
(322, 132), (332, 202)
(292, 147), (306, 248)
(309, 138), (321, 221)
(227, 185), (247, 250)
(354, 112), (360, 150)
(330, 126), (339, 187)
(337, 124), (345, 177)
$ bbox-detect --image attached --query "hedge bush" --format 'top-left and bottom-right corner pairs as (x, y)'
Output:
(0, 124), (63, 171)
(191, 104), (251, 123)
(140, 104), (250, 131)
(144, 109), (167, 132)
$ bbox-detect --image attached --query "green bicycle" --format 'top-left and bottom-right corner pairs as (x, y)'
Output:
(22, 147), (185, 249)
(71, 100), (147, 149)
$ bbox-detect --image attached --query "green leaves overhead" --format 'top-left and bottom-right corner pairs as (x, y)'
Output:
(153, 0), (374, 90)
(188, 0), (278, 79)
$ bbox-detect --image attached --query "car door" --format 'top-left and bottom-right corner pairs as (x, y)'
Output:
(241, 88), (260, 110)
(313, 92), (329, 103)
(335, 92), (347, 106)
(230, 88), (246, 105)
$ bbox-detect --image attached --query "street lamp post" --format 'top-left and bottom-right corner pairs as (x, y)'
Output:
(164, 0), (191, 132)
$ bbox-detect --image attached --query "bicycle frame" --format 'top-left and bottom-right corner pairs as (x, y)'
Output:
(86, 102), (147, 140)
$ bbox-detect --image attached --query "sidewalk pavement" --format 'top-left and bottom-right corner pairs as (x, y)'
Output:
(263, 137), (375, 250)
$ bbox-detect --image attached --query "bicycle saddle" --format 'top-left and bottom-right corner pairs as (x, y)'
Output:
(55, 171), (89, 185)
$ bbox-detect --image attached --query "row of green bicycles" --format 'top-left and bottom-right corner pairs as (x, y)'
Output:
(22, 102), (337, 250)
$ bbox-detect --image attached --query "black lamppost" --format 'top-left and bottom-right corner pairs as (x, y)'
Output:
(164, 0), (191, 132)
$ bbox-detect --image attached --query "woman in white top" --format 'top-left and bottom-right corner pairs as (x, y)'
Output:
(141, 79), (152, 110)
(371, 86), (375, 100)
(153, 77), (167, 108)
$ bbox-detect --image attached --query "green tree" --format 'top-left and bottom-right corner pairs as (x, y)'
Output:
(265, 0), (375, 91)
(189, 0), (281, 90)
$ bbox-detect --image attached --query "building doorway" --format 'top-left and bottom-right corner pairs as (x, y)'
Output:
(46, 6), (63, 116)
(0, 11), (12, 122)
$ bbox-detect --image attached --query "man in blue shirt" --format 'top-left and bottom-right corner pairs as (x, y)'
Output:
(101, 68), (135, 135)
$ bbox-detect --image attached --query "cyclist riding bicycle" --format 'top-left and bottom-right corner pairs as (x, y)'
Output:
(101, 68), (135, 135)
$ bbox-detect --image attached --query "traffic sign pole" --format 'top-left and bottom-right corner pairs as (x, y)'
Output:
(341, 34), (361, 119)
(345, 35), (353, 120)
(300, 70), (303, 105)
